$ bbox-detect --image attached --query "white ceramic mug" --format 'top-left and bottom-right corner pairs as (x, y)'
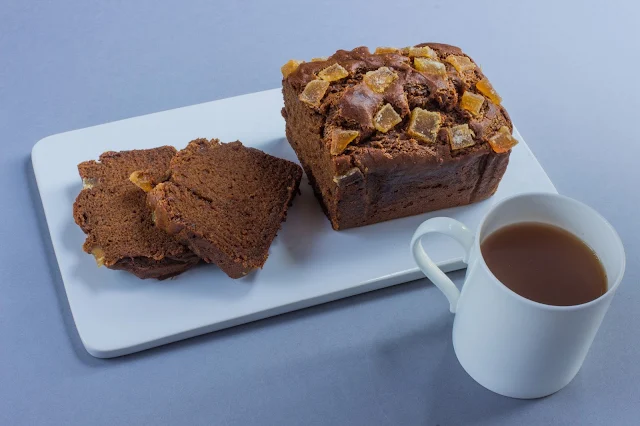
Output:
(410, 193), (625, 399)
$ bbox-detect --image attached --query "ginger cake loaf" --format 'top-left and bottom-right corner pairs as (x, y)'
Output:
(73, 147), (200, 279)
(281, 43), (518, 230)
(132, 139), (303, 279)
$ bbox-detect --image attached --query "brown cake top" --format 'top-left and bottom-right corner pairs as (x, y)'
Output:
(73, 147), (194, 268)
(282, 43), (517, 158)
(141, 139), (303, 269)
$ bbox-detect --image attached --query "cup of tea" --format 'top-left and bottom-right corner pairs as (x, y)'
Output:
(410, 192), (625, 399)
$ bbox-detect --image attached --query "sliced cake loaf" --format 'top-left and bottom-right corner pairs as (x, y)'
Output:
(73, 147), (199, 279)
(132, 139), (303, 279)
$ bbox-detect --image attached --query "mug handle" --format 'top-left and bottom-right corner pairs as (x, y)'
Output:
(410, 217), (475, 314)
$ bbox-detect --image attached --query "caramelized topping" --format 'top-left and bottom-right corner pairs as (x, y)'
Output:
(374, 47), (400, 54)
(318, 63), (349, 82)
(448, 124), (476, 150)
(488, 126), (518, 153)
(407, 46), (437, 58)
(413, 57), (447, 76)
(330, 129), (360, 155)
(460, 91), (485, 116)
(311, 56), (328, 62)
(363, 67), (398, 93)
(407, 108), (441, 143)
(91, 247), (106, 267)
(445, 55), (476, 74)
(281, 59), (304, 78)
(476, 77), (502, 105)
(299, 79), (330, 107)
(373, 104), (402, 133)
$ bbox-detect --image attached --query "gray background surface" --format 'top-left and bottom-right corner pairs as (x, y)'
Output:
(2, 1), (639, 425)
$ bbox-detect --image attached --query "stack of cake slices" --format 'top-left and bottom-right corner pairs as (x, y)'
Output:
(73, 139), (303, 279)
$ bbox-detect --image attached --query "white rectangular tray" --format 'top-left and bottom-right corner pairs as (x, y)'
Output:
(32, 89), (557, 358)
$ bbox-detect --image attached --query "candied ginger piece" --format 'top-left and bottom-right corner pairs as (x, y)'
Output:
(476, 77), (502, 105)
(413, 57), (447, 76)
(448, 124), (476, 150)
(408, 46), (437, 58)
(375, 47), (400, 54)
(82, 177), (97, 189)
(488, 126), (518, 153)
(373, 104), (402, 133)
(363, 67), (398, 93)
(330, 129), (359, 155)
(332, 167), (360, 184)
(445, 55), (476, 74)
(91, 247), (106, 267)
(460, 91), (485, 116)
(311, 56), (328, 62)
(318, 63), (349, 82)
(299, 79), (330, 107)
(407, 108), (441, 143)
(129, 171), (154, 192)
(281, 59), (304, 78)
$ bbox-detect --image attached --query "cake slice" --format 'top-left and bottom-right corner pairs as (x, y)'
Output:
(73, 147), (200, 279)
(134, 139), (303, 279)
